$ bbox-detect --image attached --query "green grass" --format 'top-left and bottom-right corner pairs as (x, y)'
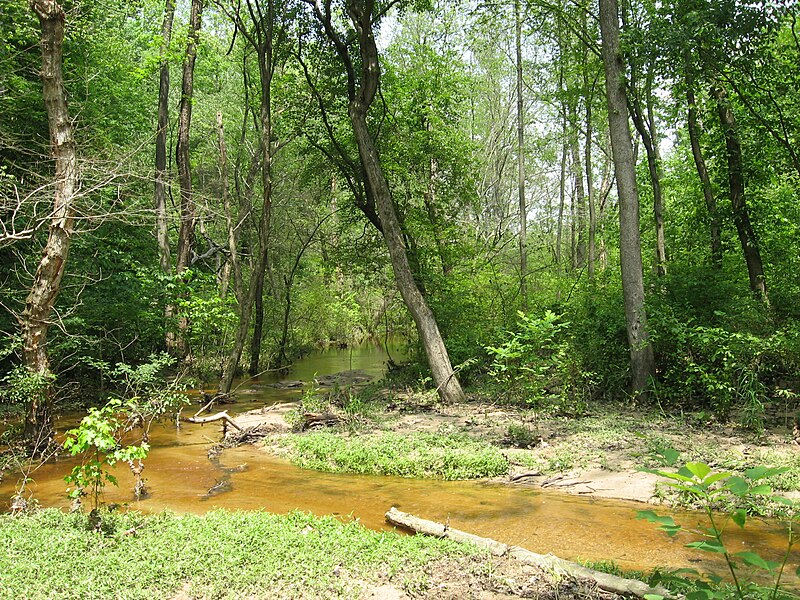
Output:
(280, 431), (509, 480)
(0, 509), (480, 599)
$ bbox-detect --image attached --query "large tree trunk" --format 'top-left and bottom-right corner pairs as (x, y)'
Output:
(712, 85), (767, 302)
(685, 67), (722, 268)
(599, 0), (655, 397)
(515, 0), (527, 308)
(346, 1), (464, 404)
(21, 0), (78, 449)
(174, 0), (204, 357)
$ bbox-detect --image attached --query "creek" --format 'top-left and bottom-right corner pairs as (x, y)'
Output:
(0, 342), (795, 581)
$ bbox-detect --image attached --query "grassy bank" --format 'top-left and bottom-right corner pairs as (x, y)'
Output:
(0, 509), (647, 599)
(0, 509), (475, 599)
(277, 431), (508, 480)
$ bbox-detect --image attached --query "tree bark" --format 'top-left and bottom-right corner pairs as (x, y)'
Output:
(599, 0), (655, 397)
(685, 67), (722, 268)
(174, 0), (204, 357)
(21, 0), (78, 449)
(584, 74), (596, 280)
(515, 0), (527, 309)
(321, 0), (464, 403)
(569, 100), (586, 270)
(155, 0), (175, 276)
(628, 75), (666, 277)
(219, 0), (276, 393)
(712, 85), (767, 302)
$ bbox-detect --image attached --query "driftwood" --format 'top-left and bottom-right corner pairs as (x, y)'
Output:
(385, 507), (673, 599)
(302, 411), (341, 430)
(184, 411), (242, 431)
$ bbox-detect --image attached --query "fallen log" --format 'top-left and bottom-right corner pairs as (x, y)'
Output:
(184, 411), (242, 431)
(385, 507), (673, 599)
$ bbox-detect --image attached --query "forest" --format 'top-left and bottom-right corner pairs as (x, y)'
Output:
(2, 0), (800, 598)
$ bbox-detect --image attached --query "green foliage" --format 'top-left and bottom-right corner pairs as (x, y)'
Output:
(63, 399), (150, 512)
(649, 307), (798, 425)
(0, 364), (54, 409)
(639, 453), (799, 599)
(486, 311), (592, 415)
(0, 509), (477, 599)
(282, 430), (508, 480)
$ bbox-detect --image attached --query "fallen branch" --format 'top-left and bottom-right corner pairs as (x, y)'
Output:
(385, 507), (673, 599)
(184, 411), (242, 431)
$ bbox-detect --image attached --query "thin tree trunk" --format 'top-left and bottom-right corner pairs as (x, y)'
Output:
(22, 0), (78, 449)
(556, 114), (567, 270)
(218, 110), (241, 301)
(155, 0), (175, 276)
(628, 79), (666, 277)
(712, 85), (768, 301)
(515, 0), (527, 309)
(599, 0), (655, 397)
(570, 101), (586, 270)
(174, 0), (204, 358)
(585, 77), (596, 280)
(647, 92), (667, 278)
(685, 67), (722, 268)
(220, 0), (275, 393)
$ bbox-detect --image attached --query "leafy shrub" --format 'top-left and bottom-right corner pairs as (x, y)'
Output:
(486, 311), (592, 415)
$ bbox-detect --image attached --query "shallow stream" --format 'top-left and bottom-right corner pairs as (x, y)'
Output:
(1, 342), (796, 581)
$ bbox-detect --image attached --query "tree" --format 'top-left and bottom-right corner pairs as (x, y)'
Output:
(173, 0), (204, 357)
(599, 0), (655, 396)
(305, 0), (465, 403)
(20, 0), (78, 449)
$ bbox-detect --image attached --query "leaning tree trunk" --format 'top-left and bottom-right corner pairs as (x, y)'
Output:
(347, 2), (464, 404)
(21, 0), (78, 449)
(599, 0), (655, 397)
(712, 85), (768, 302)
(685, 65), (722, 268)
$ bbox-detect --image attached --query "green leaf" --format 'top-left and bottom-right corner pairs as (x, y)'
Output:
(683, 462), (711, 479)
(686, 539), (726, 553)
(702, 471), (733, 486)
(725, 476), (749, 495)
(734, 551), (778, 571)
(730, 508), (746, 529)
(745, 466), (789, 480)
(637, 510), (677, 527)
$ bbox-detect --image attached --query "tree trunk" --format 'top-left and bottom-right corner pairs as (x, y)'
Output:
(21, 0), (78, 449)
(569, 102), (586, 271)
(712, 85), (767, 302)
(599, 0), (655, 397)
(219, 0), (275, 393)
(345, 1), (464, 404)
(515, 0), (527, 309)
(155, 0), (175, 276)
(685, 67), (722, 268)
(174, 0), (204, 357)
(218, 111), (242, 301)
(628, 77), (666, 277)
(585, 77), (596, 280)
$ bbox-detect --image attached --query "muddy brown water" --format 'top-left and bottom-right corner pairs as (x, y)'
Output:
(1, 342), (797, 583)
